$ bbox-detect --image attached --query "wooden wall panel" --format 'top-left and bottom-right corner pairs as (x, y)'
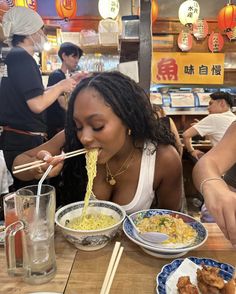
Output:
(43, 16), (100, 32)
(152, 18), (236, 53)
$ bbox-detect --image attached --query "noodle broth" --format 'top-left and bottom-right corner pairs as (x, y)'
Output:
(55, 201), (126, 251)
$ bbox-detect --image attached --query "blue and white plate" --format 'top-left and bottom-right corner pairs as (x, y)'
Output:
(123, 209), (208, 258)
(156, 256), (234, 294)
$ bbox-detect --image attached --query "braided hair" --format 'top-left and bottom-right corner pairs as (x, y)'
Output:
(59, 71), (175, 205)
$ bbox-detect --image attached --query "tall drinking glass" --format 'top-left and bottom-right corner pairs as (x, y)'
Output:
(4, 185), (57, 284)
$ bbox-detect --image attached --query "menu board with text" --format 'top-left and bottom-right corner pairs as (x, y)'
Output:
(170, 93), (195, 108)
(150, 92), (163, 105)
(197, 93), (212, 106)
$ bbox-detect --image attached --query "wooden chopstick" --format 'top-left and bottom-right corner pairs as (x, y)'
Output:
(100, 242), (124, 294)
(13, 149), (87, 174)
(13, 159), (45, 170)
(14, 149), (86, 170)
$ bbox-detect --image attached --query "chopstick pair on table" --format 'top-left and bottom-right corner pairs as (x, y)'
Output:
(100, 242), (124, 294)
(13, 148), (87, 174)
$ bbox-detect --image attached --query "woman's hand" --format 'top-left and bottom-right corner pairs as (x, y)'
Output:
(34, 150), (64, 179)
(204, 190), (236, 247)
(190, 149), (205, 160)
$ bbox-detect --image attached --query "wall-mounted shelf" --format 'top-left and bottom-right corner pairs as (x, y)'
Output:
(80, 44), (119, 55)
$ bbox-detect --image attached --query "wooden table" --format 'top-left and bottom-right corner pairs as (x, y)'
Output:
(0, 223), (235, 294)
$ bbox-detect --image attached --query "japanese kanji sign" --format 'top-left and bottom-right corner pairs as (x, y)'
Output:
(152, 52), (225, 84)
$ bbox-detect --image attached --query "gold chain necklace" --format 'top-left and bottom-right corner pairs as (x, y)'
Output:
(106, 148), (135, 186)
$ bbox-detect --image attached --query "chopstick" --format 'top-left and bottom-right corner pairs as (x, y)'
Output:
(100, 242), (124, 294)
(13, 148), (87, 174)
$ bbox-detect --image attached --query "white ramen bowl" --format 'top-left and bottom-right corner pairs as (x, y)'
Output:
(55, 200), (126, 251)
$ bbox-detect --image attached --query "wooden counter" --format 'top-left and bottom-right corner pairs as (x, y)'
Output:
(0, 223), (235, 294)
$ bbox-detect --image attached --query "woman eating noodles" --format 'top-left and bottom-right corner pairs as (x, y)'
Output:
(12, 72), (183, 213)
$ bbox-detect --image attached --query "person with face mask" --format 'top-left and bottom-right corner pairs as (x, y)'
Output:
(0, 6), (77, 190)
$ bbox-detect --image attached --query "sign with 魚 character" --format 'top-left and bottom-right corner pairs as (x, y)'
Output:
(152, 52), (225, 84)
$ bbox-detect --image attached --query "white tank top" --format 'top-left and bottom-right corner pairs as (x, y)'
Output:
(122, 142), (156, 214)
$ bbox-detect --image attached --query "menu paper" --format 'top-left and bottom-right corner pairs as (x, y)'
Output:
(150, 92), (163, 105)
(197, 93), (212, 107)
(165, 258), (200, 294)
(118, 61), (139, 83)
(170, 93), (195, 108)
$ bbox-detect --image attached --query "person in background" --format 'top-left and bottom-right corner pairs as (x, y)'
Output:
(192, 122), (236, 246)
(152, 104), (183, 157)
(183, 91), (235, 221)
(182, 91), (235, 160)
(13, 72), (183, 213)
(46, 42), (84, 139)
(0, 7), (77, 189)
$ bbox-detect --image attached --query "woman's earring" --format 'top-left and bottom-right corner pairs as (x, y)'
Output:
(128, 129), (131, 136)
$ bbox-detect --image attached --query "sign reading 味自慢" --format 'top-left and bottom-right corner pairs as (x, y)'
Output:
(152, 52), (225, 84)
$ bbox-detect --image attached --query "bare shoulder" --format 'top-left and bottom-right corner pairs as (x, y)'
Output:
(156, 144), (180, 164)
(153, 144), (182, 189)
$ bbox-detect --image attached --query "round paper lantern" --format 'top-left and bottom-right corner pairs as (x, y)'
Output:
(178, 31), (193, 51)
(178, 0), (200, 26)
(208, 32), (224, 53)
(98, 0), (119, 20)
(152, 0), (158, 23)
(14, 0), (37, 11)
(218, 3), (236, 32)
(55, 0), (77, 20)
(193, 19), (208, 40)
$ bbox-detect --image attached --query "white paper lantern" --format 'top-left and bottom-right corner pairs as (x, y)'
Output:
(98, 0), (120, 19)
(178, 0), (200, 26)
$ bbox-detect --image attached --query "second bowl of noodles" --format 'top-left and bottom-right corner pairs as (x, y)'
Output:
(55, 200), (126, 251)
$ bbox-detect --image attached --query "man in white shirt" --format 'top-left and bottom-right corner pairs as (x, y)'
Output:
(183, 91), (236, 160)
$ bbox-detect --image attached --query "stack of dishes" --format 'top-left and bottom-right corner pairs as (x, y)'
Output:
(123, 209), (208, 259)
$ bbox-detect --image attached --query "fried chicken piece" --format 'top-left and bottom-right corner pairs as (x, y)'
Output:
(221, 279), (236, 294)
(197, 265), (225, 289)
(177, 276), (199, 294)
(198, 280), (221, 294)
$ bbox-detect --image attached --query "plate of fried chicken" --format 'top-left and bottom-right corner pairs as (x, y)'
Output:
(156, 257), (235, 294)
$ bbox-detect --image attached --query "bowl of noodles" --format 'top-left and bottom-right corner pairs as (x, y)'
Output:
(123, 209), (208, 259)
(55, 200), (126, 251)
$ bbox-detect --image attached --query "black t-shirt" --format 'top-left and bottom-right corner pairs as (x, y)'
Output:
(46, 69), (66, 130)
(0, 47), (45, 132)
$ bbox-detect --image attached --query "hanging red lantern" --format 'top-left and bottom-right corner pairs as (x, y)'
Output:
(218, 2), (236, 32)
(14, 0), (37, 11)
(178, 31), (193, 51)
(193, 19), (208, 40)
(55, 0), (77, 20)
(208, 32), (224, 53)
(152, 0), (158, 23)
